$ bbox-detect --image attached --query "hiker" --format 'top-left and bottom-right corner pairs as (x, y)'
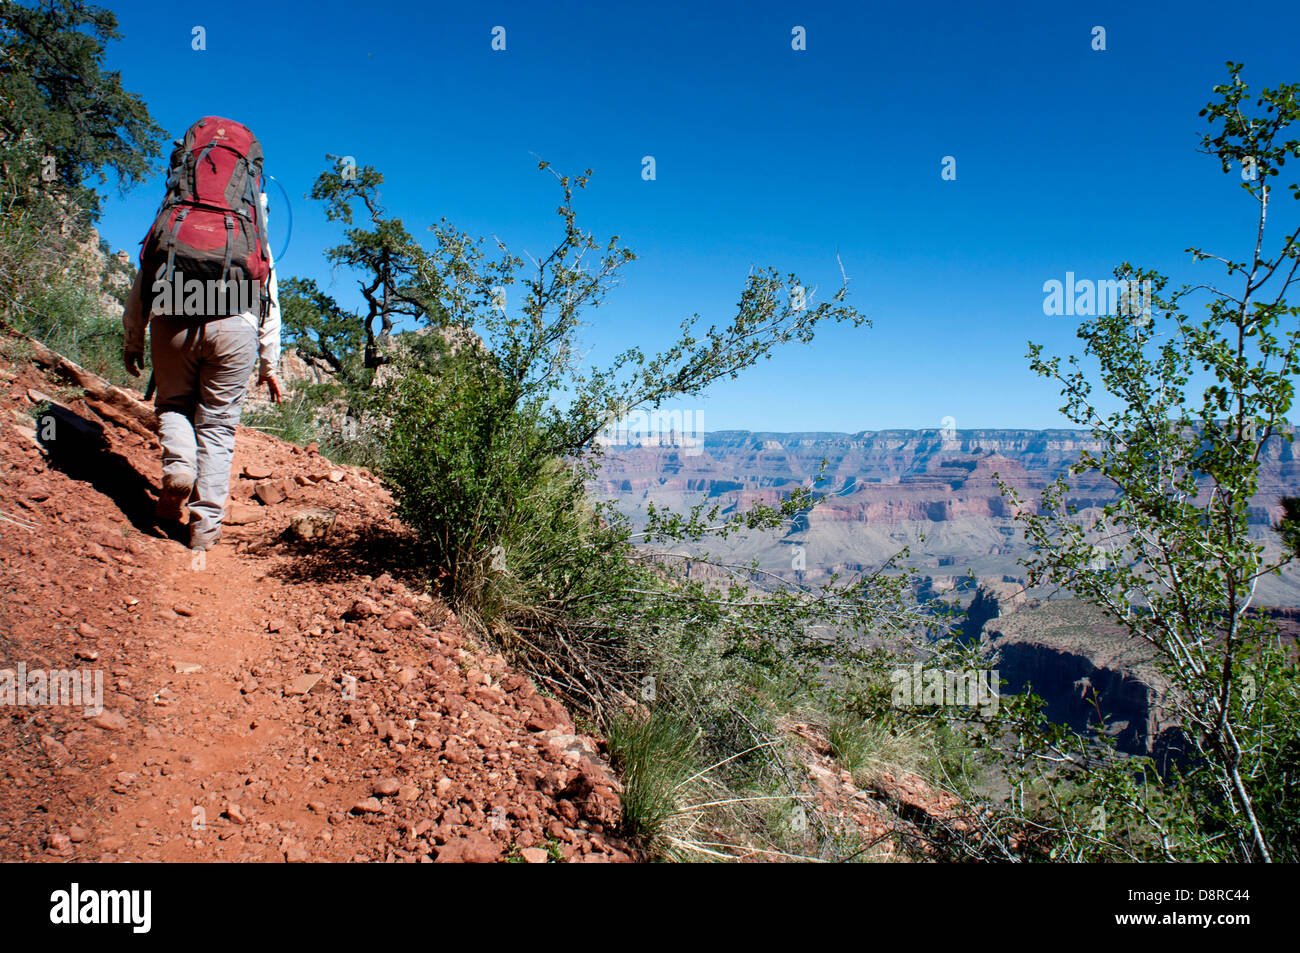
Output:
(120, 116), (282, 552)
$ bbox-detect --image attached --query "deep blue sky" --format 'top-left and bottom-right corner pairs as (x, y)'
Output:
(90, 0), (1300, 431)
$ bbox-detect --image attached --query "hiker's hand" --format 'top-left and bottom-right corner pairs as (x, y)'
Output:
(123, 349), (144, 378)
(260, 373), (283, 404)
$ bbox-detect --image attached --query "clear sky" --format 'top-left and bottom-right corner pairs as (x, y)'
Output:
(89, 0), (1300, 432)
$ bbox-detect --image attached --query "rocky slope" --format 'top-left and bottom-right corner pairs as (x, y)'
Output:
(0, 352), (631, 863)
(0, 336), (973, 863)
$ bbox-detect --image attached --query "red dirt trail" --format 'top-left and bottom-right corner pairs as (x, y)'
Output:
(0, 357), (630, 863)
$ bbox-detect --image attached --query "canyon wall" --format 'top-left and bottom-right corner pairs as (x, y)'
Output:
(594, 428), (1300, 605)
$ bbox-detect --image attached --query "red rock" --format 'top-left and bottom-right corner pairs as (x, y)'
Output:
(382, 610), (418, 630)
(99, 535), (128, 554)
(253, 480), (287, 505)
(285, 674), (322, 696)
(525, 712), (558, 732)
(242, 463), (274, 480)
(40, 735), (71, 764)
(89, 710), (128, 731)
(346, 598), (379, 619)
(435, 833), (501, 863)
(557, 799), (579, 825)
(470, 686), (506, 708)
(442, 742), (469, 765)
(227, 501), (264, 525)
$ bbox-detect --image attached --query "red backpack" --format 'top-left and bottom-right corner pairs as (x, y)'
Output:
(139, 116), (271, 316)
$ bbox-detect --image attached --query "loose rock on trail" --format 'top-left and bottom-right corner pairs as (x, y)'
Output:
(0, 352), (631, 863)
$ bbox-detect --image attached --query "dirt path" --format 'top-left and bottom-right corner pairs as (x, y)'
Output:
(0, 359), (630, 863)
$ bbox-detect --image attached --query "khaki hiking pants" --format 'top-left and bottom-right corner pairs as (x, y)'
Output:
(150, 313), (258, 546)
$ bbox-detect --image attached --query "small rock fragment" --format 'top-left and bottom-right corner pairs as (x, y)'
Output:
(383, 610), (418, 630)
(285, 674), (323, 696)
(89, 710), (128, 731)
(372, 778), (400, 797)
(288, 507), (336, 541)
(227, 502), (264, 525)
(435, 833), (501, 864)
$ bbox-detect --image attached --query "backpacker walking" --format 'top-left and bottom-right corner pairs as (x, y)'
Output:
(121, 116), (283, 551)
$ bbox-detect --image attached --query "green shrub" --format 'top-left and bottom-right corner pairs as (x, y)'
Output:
(5, 268), (141, 387)
(243, 390), (323, 445)
(605, 709), (701, 854)
(828, 713), (933, 788)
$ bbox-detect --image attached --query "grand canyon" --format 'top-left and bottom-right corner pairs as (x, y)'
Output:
(595, 427), (1300, 605)
(595, 427), (1300, 761)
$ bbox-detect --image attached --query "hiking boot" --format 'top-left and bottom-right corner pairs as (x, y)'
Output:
(156, 471), (194, 523)
(189, 523), (222, 552)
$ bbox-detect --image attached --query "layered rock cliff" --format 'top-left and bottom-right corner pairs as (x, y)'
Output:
(979, 600), (1184, 763)
(595, 428), (1300, 605)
